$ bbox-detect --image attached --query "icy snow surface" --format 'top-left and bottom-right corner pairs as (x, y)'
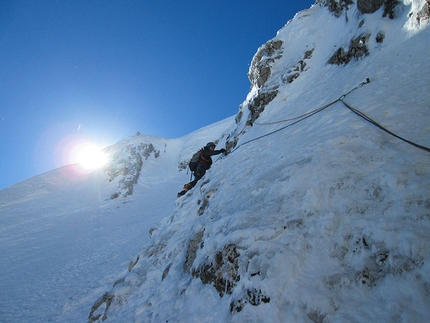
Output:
(1, 1), (429, 322)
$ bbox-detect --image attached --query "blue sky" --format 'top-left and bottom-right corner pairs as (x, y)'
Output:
(0, 0), (315, 189)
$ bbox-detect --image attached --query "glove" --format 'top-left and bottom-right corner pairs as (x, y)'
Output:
(220, 148), (226, 154)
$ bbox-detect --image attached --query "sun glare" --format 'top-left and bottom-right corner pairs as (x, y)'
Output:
(74, 143), (108, 170)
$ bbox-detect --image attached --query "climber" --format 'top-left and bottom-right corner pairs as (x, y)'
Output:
(177, 142), (226, 197)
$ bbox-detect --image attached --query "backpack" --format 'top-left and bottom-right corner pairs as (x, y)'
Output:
(188, 150), (201, 172)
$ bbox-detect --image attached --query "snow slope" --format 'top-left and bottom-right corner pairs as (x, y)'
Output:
(0, 117), (235, 322)
(1, 1), (430, 322)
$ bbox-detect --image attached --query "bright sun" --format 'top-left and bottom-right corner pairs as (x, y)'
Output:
(74, 143), (108, 170)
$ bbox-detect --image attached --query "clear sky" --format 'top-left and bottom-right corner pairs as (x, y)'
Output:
(0, 0), (315, 190)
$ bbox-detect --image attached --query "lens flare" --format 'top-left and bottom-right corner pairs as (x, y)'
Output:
(73, 142), (108, 170)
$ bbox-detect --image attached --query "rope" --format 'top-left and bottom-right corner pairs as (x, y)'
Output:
(253, 78), (371, 126)
(253, 99), (337, 126)
(230, 79), (370, 153)
(341, 100), (430, 153)
(227, 78), (429, 155)
(231, 99), (338, 153)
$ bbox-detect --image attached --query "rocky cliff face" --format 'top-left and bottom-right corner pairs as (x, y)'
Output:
(227, 0), (428, 153)
(103, 135), (162, 200)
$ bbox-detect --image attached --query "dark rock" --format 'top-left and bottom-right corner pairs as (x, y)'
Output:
(183, 230), (205, 273)
(322, 0), (354, 17)
(230, 289), (270, 314)
(192, 244), (240, 297)
(383, 0), (400, 19)
(417, 0), (430, 21)
(376, 31), (385, 43)
(328, 34), (370, 65)
(357, 0), (384, 14)
(247, 90), (278, 124)
(308, 310), (326, 323)
(248, 40), (283, 88)
(287, 72), (300, 84)
(357, 0), (400, 19)
(88, 292), (114, 322)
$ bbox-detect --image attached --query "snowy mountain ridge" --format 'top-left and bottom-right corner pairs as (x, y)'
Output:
(1, 1), (429, 322)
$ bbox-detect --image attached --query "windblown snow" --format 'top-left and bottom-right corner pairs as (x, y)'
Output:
(1, 1), (429, 322)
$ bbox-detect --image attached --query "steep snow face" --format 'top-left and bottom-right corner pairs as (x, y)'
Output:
(86, 1), (430, 323)
(1, 1), (429, 323)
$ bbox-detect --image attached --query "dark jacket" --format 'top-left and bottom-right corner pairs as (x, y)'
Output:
(199, 147), (225, 169)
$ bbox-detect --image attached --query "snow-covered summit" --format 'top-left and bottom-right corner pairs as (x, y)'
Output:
(1, 1), (429, 322)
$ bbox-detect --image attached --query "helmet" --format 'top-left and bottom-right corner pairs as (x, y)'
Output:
(206, 142), (216, 148)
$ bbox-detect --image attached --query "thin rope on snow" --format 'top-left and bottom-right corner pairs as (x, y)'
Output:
(228, 78), (429, 154)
